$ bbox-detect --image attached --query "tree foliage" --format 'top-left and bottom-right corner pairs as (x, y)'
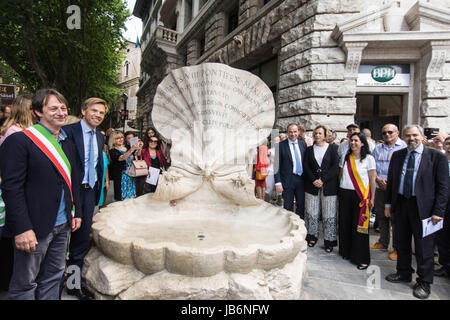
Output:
(0, 58), (30, 94)
(0, 0), (130, 116)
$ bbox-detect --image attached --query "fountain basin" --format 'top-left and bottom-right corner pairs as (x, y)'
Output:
(92, 195), (306, 277)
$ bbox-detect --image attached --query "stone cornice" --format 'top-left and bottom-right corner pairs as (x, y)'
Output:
(405, 1), (450, 31)
(331, 2), (393, 43)
(133, 0), (151, 19)
(341, 31), (450, 46)
(118, 77), (140, 88)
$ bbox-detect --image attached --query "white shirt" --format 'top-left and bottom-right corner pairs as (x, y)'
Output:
(313, 144), (329, 167)
(340, 155), (376, 190)
(338, 140), (375, 165)
(267, 147), (275, 174)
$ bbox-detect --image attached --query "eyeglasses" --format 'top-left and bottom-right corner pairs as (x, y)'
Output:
(382, 131), (394, 135)
(150, 140), (158, 143)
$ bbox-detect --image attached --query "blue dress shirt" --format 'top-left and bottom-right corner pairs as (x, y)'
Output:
(80, 119), (98, 185)
(372, 139), (407, 182)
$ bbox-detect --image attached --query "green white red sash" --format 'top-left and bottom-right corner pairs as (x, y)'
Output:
(23, 124), (74, 217)
(346, 154), (373, 234)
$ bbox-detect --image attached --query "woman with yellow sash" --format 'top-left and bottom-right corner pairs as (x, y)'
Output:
(339, 132), (376, 270)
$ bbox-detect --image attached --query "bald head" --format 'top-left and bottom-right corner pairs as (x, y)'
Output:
(381, 123), (399, 146)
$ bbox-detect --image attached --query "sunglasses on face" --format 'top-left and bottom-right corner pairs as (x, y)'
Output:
(382, 131), (394, 135)
(150, 140), (158, 143)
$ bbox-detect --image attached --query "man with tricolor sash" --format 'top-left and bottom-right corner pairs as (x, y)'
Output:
(0, 89), (81, 300)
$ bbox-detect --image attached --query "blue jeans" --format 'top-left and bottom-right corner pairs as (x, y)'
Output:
(8, 222), (70, 300)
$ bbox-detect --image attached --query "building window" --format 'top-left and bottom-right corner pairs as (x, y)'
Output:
(227, 3), (239, 35)
(356, 94), (403, 140)
(199, 35), (206, 57)
(125, 61), (130, 78)
(248, 57), (278, 100)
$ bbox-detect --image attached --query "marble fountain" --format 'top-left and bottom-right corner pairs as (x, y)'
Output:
(83, 63), (308, 300)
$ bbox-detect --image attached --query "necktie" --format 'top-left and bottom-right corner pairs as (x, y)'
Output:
(87, 130), (96, 189)
(292, 142), (303, 176)
(403, 151), (415, 198)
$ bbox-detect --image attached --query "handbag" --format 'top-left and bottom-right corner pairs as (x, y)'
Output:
(255, 146), (269, 180)
(255, 167), (268, 180)
(128, 159), (148, 177)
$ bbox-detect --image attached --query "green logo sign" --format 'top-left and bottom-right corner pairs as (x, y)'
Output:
(371, 65), (396, 82)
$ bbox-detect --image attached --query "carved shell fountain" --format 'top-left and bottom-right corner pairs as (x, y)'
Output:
(83, 63), (307, 300)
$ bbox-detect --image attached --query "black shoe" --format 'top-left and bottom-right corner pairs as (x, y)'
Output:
(434, 266), (449, 277)
(66, 287), (94, 300)
(308, 241), (316, 248)
(385, 273), (412, 283)
(413, 281), (430, 299)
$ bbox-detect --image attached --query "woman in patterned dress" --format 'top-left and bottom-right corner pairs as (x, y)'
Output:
(109, 131), (141, 200)
(303, 125), (340, 253)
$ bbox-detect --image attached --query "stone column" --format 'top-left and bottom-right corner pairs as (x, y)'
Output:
(176, 0), (185, 33)
(192, 0), (200, 18)
(239, 0), (260, 25)
(274, 0), (367, 135)
(205, 12), (226, 52)
(186, 39), (200, 65)
(420, 40), (450, 132)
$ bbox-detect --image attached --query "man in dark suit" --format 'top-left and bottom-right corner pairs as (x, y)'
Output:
(0, 89), (81, 299)
(385, 125), (448, 299)
(434, 136), (450, 278)
(62, 98), (106, 299)
(275, 123), (307, 219)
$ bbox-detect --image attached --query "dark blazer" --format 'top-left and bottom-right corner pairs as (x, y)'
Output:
(274, 138), (307, 187)
(386, 146), (449, 220)
(109, 148), (126, 179)
(63, 122), (104, 205)
(0, 131), (81, 238)
(304, 144), (339, 196)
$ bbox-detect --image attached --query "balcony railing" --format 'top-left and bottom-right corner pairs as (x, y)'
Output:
(142, 26), (178, 53)
(156, 26), (178, 43)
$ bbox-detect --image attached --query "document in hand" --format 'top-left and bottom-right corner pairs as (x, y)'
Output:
(130, 137), (139, 147)
(422, 217), (444, 238)
(146, 167), (160, 185)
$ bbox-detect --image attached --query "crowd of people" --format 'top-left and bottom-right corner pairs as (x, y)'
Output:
(0, 90), (170, 300)
(254, 122), (450, 299)
(0, 88), (449, 301)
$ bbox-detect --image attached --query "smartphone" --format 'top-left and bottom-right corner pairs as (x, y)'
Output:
(424, 128), (439, 140)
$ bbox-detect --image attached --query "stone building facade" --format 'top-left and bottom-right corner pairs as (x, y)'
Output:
(134, 0), (450, 139)
(118, 40), (141, 125)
